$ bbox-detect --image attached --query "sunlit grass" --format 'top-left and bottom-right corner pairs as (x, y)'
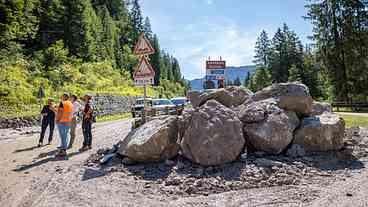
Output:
(96, 112), (132, 123)
(339, 114), (368, 128)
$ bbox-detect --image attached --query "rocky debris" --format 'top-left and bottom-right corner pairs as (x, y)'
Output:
(118, 116), (180, 162)
(250, 83), (313, 115)
(344, 127), (368, 158)
(243, 100), (300, 154)
(294, 113), (345, 152)
(179, 100), (245, 166)
(311, 101), (333, 116)
(187, 86), (253, 108)
(0, 116), (40, 129)
(287, 144), (306, 158)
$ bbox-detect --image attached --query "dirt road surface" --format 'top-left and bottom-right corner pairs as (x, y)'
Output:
(1, 120), (368, 207)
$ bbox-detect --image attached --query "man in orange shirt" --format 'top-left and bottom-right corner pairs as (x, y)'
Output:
(55, 94), (73, 157)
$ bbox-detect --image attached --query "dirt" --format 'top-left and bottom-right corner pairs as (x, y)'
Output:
(1, 120), (368, 207)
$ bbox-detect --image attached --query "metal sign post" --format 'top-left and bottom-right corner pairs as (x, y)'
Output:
(133, 33), (156, 124)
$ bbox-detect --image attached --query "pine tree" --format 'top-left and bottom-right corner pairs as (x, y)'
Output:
(234, 77), (242, 86)
(130, 0), (144, 43)
(288, 65), (301, 82)
(244, 71), (251, 87)
(306, 0), (368, 101)
(150, 34), (161, 85)
(249, 67), (272, 92)
(143, 17), (153, 40)
(254, 30), (271, 67)
(64, 0), (102, 61)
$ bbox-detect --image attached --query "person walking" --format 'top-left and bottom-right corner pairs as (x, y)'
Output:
(68, 95), (81, 149)
(80, 94), (94, 151)
(55, 93), (73, 157)
(38, 98), (57, 147)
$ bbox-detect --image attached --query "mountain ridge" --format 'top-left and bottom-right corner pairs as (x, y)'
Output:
(189, 65), (257, 91)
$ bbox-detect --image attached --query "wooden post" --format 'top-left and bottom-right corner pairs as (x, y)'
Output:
(142, 84), (147, 124)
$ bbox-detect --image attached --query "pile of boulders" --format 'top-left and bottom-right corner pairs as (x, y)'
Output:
(117, 83), (345, 166)
(0, 116), (40, 129)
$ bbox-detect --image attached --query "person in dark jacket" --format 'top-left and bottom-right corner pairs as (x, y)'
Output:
(38, 99), (57, 147)
(80, 94), (94, 151)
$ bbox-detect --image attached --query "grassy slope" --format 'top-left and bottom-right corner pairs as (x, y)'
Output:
(339, 114), (368, 128)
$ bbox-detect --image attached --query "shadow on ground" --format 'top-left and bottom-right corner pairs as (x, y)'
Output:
(13, 149), (85, 172)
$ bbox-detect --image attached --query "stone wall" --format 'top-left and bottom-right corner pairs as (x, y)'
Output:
(0, 95), (135, 129)
(0, 116), (41, 129)
(93, 94), (135, 116)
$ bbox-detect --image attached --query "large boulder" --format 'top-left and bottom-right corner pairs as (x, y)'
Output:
(293, 113), (345, 152)
(311, 101), (333, 116)
(242, 99), (300, 154)
(224, 86), (253, 107)
(179, 100), (245, 166)
(118, 116), (179, 162)
(251, 83), (313, 115)
(187, 87), (253, 108)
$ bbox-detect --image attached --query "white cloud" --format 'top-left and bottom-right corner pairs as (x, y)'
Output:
(171, 21), (258, 79)
(206, 0), (213, 5)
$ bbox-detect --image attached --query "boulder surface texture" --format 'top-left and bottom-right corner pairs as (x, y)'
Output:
(294, 112), (345, 152)
(118, 116), (179, 162)
(179, 100), (245, 166)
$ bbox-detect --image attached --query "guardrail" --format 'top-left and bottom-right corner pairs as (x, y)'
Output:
(332, 102), (368, 112)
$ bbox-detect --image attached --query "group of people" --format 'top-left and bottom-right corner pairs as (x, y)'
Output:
(39, 93), (94, 157)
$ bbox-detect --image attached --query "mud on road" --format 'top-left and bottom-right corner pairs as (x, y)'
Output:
(1, 120), (368, 207)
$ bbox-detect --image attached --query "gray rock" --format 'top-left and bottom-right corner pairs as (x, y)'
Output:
(311, 101), (333, 116)
(118, 116), (179, 162)
(187, 87), (253, 108)
(251, 83), (313, 115)
(286, 144), (306, 158)
(238, 99), (281, 123)
(224, 86), (253, 107)
(243, 101), (300, 154)
(179, 100), (245, 166)
(294, 113), (345, 152)
(255, 158), (284, 168)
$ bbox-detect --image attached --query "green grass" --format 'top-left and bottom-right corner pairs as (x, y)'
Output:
(0, 104), (40, 119)
(96, 112), (132, 123)
(340, 114), (368, 128)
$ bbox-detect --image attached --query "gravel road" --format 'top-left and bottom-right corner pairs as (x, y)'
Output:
(1, 120), (368, 207)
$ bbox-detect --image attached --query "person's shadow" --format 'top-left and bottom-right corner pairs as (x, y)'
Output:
(13, 149), (84, 172)
(13, 146), (40, 153)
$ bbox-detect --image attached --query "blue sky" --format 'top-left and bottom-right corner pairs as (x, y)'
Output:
(140, 0), (313, 80)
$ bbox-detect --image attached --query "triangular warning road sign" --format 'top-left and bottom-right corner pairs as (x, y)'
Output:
(134, 33), (155, 55)
(133, 57), (155, 78)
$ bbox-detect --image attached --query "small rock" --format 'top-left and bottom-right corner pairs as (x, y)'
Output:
(165, 159), (176, 166)
(287, 144), (306, 158)
(255, 158), (283, 168)
(122, 157), (136, 165)
(346, 193), (353, 197)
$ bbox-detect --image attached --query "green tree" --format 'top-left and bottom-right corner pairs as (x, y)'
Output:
(306, 0), (368, 101)
(234, 77), (242, 86)
(249, 67), (272, 92)
(150, 34), (161, 85)
(129, 0), (144, 43)
(143, 17), (153, 40)
(254, 30), (271, 67)
(243, 71), (251, 87)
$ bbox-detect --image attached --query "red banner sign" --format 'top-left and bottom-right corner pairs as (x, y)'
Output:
(206, 60), (226, 69)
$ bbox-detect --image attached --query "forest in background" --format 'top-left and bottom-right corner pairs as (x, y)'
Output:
(246, 0), (368, 102)
(0, 0), (189, 117)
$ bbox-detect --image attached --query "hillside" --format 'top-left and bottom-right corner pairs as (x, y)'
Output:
(0, 0), (188, 118)
(189, 65), (256, 91)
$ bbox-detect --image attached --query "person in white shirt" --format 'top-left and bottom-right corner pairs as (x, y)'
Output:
(68, 95), (82, 149)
